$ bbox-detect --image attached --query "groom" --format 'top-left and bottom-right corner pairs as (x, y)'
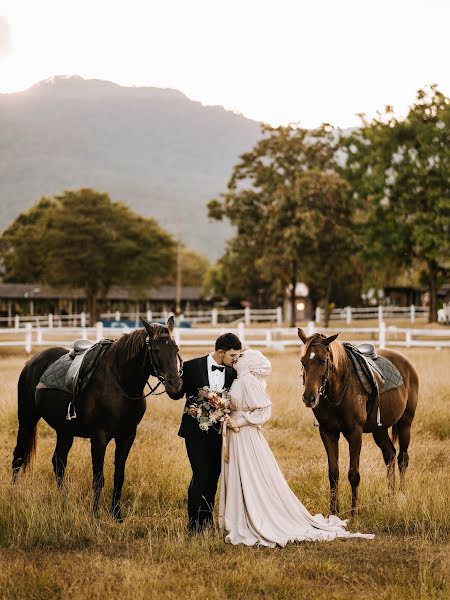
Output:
(168, 333), (242, 533)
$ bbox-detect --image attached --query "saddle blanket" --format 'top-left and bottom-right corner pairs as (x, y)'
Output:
(343, 342), (404, 401)
(38, 339), (113, 397)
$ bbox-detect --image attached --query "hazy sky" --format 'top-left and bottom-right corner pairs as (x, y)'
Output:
(1, 0), (449, 127)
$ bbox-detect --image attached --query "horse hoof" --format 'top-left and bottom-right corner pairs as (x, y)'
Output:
(112, 508), (123, 523)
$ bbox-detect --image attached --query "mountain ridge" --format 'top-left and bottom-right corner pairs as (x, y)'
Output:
(0, 76), (262, 259)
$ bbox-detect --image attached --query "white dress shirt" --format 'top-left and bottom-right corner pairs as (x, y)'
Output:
(207, 353), (226, 390)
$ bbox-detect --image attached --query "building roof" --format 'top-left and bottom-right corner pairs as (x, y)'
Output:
(0, 283), (201, 301)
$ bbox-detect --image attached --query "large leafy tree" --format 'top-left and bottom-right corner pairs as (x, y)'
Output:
(1, 189), (176, 321)
(340, 85), (450, 321)
(209, 123), (359, 324)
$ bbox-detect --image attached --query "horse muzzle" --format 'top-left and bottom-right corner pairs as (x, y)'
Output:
(303, 393), (320, 409)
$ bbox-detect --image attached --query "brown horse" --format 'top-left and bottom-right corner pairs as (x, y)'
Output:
(12, 317), (183, 521)
(298, 328), (419, 516)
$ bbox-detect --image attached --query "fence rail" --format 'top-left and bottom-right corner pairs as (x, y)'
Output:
(0, 304), (439, 329)
(321, 305), (429, 324)
(1, 322), (449, 354)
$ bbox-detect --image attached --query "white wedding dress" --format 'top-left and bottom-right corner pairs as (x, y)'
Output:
(219, 349), (374, 547)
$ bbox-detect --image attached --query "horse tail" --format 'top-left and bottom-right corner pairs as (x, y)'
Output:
(13, 363), (40, 474)
(391, 422), (399, 448)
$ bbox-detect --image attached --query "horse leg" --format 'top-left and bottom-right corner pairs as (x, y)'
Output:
(111, 430), (136, 522)
(12, 414), (40, 482)
(372, 428), (396, 494)
(343, 428), (362, 516)
(51, 432), (74, 489)
(396, 418), (412, 494)
(91, 433), (109, 517)
(319, 427), (340, 515)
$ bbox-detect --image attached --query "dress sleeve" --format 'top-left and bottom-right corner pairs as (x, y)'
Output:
(235, 405), (272, 428)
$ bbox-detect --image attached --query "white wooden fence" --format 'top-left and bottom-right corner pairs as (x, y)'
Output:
(0, 304), (437, 329)
(1, 321), (449, 354)
(317, 305), (429, 324)
(0, 307), (284, 328)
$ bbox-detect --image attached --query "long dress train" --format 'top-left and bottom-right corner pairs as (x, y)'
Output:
(219, 350), (374, 547)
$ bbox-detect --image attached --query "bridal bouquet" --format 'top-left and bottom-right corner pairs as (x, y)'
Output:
(185, 386), (232, 432)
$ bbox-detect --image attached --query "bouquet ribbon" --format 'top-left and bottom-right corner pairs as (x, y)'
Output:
(222, 418), (230, 463)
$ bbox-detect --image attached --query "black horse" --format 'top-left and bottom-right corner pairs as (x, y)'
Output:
(12, 317), (183, 521)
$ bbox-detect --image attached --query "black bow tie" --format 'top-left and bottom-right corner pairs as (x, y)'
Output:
(212, 365), (225, 372)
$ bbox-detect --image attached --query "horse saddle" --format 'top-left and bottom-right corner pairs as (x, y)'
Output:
(343, 342), (404, 423)
(38, 338), (113, 398)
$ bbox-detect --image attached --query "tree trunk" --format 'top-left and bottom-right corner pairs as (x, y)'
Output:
(87, 292), (100, 326)
(323, 278), (332, 328)
(427, 260), (438, 323)
(289, 263), (297, 328)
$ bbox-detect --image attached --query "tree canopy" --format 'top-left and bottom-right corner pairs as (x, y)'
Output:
(340, 85), (450, 321)
(1, 189), (177, 321)
(208, 123), (359, 324)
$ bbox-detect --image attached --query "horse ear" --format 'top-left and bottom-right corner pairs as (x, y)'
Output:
(167, 315), (175, 333)
(297, 328), (308, 343)
(140, 317), (153, 336)
(323, 332), (339, 346)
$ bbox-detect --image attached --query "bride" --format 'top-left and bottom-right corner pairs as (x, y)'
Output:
(219, 349), (374, 547)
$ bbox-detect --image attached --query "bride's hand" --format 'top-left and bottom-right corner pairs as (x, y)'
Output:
(227, 416), (240, 432)
(230, 401), (238, 411)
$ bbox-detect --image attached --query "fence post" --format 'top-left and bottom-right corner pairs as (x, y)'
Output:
(37, 328), (43, 345)
(48, 313), (53, 329)
(378, 305), (384, 325)
(379, 321), (386, 349)
(306, 321), (315, 336)
(346, 306), (352, 325)
(14, 315), (20, 330)
(146, 310), (153, 322)
(96, 321), (103, 341)
(265, 330), (273, 348)
(80, 312), (86, 328)
(25, 323), (32, 354)
(174, 327), (181, 346)
(410, 304), (415, 324)
(276, 306), (283, 325)
(315, 306), (322, 325)
(115, 311), (121, 322)
(237, 322), (245, 344)
(245, 307), (251, 326)
(212, 308), (218, 326)
(405, 330), (412, 348)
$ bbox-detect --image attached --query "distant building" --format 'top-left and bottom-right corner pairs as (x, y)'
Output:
(0, 283), (205, 320)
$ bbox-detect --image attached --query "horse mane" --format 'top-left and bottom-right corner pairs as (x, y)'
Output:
(109, 323), (168, 367)
(329, 340), (349, 372)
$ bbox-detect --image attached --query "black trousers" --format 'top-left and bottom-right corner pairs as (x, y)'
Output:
(185, 432), (222, 530)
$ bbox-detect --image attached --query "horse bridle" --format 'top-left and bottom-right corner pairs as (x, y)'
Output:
(144, 334), (184, 396)
(301, 340), (349, 408)
(113, 334), (184, 400)
(301, 342), (332, 402)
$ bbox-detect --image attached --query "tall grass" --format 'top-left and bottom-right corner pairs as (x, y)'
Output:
(0, 348), (448, 599)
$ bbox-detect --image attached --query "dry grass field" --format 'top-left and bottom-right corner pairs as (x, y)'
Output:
(0, 344), (449, 599)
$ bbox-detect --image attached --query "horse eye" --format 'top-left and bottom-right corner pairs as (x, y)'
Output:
(320, 359), (326, 365)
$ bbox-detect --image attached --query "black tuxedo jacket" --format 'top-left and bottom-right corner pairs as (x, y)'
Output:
(169, 355), (237, 439)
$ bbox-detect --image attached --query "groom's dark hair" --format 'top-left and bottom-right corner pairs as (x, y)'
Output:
(215, 332), (242, 352)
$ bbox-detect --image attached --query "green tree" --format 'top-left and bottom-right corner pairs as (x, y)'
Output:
(340, 85), (450, 321)
(208, 123), (358, 324)
(174, 247), (210, 288)
(1, 189), (177, 321)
